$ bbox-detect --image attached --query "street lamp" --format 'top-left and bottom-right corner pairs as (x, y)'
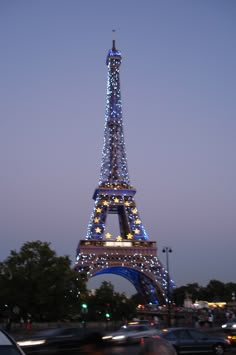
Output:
(162, 246), (172, 327)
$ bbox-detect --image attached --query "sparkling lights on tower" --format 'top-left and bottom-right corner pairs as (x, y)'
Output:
(75, 37), (175, 304)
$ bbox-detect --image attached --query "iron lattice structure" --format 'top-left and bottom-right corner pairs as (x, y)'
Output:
(75, 40), (174, 304)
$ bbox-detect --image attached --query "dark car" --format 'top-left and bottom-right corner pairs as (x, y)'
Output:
(16, 327), (99, 354)
(0, 328), (26, 355)
(222, 317), (236, 331)
(222, 318), (236, 345)
(158, 327), (231, 355)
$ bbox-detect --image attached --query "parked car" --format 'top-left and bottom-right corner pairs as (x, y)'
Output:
(0, 328), (26, 355)
(158, 327), (231, 355)
(16, 327), (102, 354)
(222, 318), (236, 345)
(102, 324), (158, 345)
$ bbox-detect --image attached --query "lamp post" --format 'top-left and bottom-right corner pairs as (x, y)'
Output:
(162, 246), (172, 327)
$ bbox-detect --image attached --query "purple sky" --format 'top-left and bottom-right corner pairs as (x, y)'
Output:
(1, 0), (235, 296)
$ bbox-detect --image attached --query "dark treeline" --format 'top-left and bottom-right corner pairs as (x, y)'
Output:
(0, 241), (235, 322)
(172, 281), (236, 307)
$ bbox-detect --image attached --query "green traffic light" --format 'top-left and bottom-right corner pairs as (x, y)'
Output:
(105, 313), (110, 318)
(81, 303), (87, 309)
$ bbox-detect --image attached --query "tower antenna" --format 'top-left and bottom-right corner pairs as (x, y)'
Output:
(112, 29), (116, 50)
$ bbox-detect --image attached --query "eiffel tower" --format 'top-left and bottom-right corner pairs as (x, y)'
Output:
(75, 38), (174, 304)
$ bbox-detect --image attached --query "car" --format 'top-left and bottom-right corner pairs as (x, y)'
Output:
(102, 324), (159, 345)
(0, 328), (26, 355)
(222, 318), (236, 345)
(16, 327), (101, 354)
(128, 319), (158, 327)
(225, 332), (236, 346)
(157, 327), (231, 355)
(128, 320), (151, 326)
(222, 317), (236, 331)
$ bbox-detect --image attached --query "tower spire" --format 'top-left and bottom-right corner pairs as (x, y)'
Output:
(112, 29), (116, 51)
(102, 34), (129, 189)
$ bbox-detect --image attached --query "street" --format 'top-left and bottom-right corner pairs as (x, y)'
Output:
(105, 343), (236, 355)
(10, 326), (236, 355)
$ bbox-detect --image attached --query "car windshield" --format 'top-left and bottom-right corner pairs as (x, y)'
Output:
(32, 329), (61, 336)
(122, 326), (149, 332)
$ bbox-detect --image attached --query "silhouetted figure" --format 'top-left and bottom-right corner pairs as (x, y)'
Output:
(5, 318), (12, 332)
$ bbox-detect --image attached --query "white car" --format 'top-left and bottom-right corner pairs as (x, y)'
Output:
(102, 324), (158, 344)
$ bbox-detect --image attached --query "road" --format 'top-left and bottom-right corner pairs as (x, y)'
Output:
(10, 327), (236, 355)
(105, 343), (236, 354)
(105, 343), (236, 355)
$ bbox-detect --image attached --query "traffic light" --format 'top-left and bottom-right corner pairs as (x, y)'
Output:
(105, 312), (110, 321)
(81, 303), (88, 314)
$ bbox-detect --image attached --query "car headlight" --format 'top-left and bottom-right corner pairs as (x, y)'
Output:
(232, 324), (236, 328)
(112, 335), (125, 340)
(17, 339), (46, 347)
(102, 335), (112, 340)
(222, 325), (226, 328)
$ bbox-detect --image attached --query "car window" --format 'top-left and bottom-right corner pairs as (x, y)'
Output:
(188, 330), (207, 340)
(138, 326), (149, 331)
(127, 326), (139, 332)
(58, 328), (80, 336)
(126, 327), (135, 332)
(162, 332), (176, 341)
(175, 329), (192, 339)
(33, 329), (62, 336)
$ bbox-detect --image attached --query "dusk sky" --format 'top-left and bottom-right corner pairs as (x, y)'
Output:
(1, 1), (235, 296)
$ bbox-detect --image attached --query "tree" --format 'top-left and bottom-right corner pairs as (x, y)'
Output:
(204, 280), (226, 302)
(87, 281), (136, 322)
(0, 241), (87, 321)
(172, 281), (236, 306)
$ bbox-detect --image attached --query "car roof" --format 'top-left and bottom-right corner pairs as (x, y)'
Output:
(0, 329), (25, 354)
(0, 329), (14, 346)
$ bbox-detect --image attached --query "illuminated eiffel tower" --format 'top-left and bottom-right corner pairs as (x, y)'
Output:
(75, 38), (174, 304)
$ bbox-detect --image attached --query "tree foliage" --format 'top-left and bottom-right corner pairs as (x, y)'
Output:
(86, 281), (136, 322)
(0, 241), (87, 321)
(172, 280), (236, 306)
